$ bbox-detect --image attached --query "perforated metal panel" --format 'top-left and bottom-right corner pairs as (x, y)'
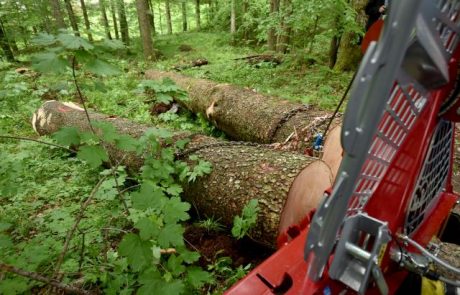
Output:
(405, 120), (454, 234)
(436, 0), (460, 54)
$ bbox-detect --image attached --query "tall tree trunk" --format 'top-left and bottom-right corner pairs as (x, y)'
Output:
(195, 0), (201, 31)
(147, 0), (156, 35)
(181, 0), (188, 32)
(100, 0), (113, 40)
(33, 101), (333, 247)
(165, 0), (172, 34)
(277, 0), (292, 54)
(230, 0), (236, 35)
(136, 0), (156, 60)
(64, 0), (80, 36)
(0, 19), (15, 62)
(158, 1), (163, 34)
(242, 0), (249, 40)
(334, 0), (367, 71)
(80, 0), (93, 41)
(110, 0), (120, 39)
(117, 0), (130, 45)
(50, 0), (67, 31)
(267, 0), (280, 51)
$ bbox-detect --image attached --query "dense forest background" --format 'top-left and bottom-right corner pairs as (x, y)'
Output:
(0, 0), (367, 294)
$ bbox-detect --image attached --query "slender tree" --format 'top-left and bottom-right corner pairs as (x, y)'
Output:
(136, 0), (155, 60)
(110, 0), (120, 39)
(277, 0), (292, 53)
(165, 0), (173, 34)
(242, 0), (249, 40)
(80, 0), (93, 41)
(0, 19), (15, 62)
(181, 0), (187, 32)
(195, 0), (201, 31)
(267, 0), (280, 51)
(50, 0), (67, 31)
(230, 0), (236, 35)
(117, 0), (129, 45)
(100, 0), (113, 39)
(147, 0), (156, 34)
(64, 0), (80, 36)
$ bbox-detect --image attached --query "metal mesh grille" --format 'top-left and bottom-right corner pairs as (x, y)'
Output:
(405, 120), (454, 234)
(347, 83), (427, 215)
(435, 0), (460, 53)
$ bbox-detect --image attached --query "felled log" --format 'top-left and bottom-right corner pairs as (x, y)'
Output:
(234, 54), (283, 66)
(32, 101), (333, 247)
(173, 59), (209, 71)
(144, 70), (333, 150)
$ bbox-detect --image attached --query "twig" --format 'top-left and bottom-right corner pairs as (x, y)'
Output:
(77, 228), (85, 272)
(71, 56), (95, 135)
(0, 263), (91, 295)
(160, 248), (177, 255)
(53, 174), (110, 279)
(0, 135), (76, 153)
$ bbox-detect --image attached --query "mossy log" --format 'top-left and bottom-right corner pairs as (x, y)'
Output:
(32, 101), (333, 247)
(144, 70), (334, 150)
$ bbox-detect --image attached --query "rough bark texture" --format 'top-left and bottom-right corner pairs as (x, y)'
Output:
(195, 0), (201, 31)
(181, 0), (188, 32)
(230, 0), (236, 35)
(165, 0), (173, 35)
(100, 0), (113, 40)
(136, 0), (156, 60)
(110, 0), (120, 39)
(51, 0), (67, 30)
(145, 70), (333, 152)
(80, 0), (93, 41)
(267, 0), (280, 51)
(117, 0), (130, 45)
(147, 0), (156, 34)
(334, 0), (367, 71)
(33, 100), (333, 247)
(276, 0), (292, 54)
(64, 0), (80, 36)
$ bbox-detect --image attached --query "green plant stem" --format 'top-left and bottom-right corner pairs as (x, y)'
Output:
(0, 263), (91, 295)
(0, 135), (76, 153)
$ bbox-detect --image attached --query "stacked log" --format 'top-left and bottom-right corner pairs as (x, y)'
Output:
(33, 101), (333, 247)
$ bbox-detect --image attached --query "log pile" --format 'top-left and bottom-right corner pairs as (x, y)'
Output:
(33, 101), (333, 247)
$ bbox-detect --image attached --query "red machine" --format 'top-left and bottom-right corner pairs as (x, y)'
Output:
(228, 1), (460, 294)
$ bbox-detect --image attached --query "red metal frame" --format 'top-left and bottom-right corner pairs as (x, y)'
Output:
(226, 38), (460, 295)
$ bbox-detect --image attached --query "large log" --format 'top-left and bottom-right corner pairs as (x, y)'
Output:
(32, 101), (333, 247)
(144, 70), (334, 150)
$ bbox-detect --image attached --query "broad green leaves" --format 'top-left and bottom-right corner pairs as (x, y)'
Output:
(232, 199), (260, 239)
(137, 78), (189, 104)
(118, 233), (153, 271)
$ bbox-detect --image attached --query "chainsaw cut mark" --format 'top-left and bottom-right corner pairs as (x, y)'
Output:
(62, 101), (84, 111)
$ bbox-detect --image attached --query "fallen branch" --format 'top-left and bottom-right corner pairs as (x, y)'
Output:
(0, 263), (91, 295)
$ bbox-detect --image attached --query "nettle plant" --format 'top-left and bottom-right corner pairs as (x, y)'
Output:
(0, 32), (215, 293)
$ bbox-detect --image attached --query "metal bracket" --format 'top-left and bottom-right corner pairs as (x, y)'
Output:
(329, 214), (391, 295)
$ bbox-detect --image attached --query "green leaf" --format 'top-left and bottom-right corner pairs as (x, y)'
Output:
(115, 135), (138, 152)
(135, 218), (160, 241)
(167, 254), (185, 277)
(32, 52), (68, 74)
(160, 280), (185, 295)
(93, 121), (118, 143)
(158, 224), (184, 248)
(156, 93), (173, 104)
(187, 266), (214, 288)
(118, 233), (153, 271)
(77, 145), (109, 168)
(175, 139), (190, 150)
(0, 234), (13, 249)
(52, 127), (81, 146)
(57, 33), (94, 50)
(98, 39), (125, 51)
(137, 267), (162, 295)
(165, 184), (183, 197)
(131, 186), (166, 210)
(163, 197), (190, 224)
(85, 58), (120, 76)
(0, 222), (12, 231)
(32, 33), (56, 46)
(179, 248), (200, 264)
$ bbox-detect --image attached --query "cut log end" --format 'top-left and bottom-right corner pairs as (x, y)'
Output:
(279, 160), (333, 235)
(322, 125), (343, 180)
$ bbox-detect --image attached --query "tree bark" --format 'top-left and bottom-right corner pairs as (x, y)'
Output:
(276, 0), (292, 54)
(33, 100), (333, 247)
(110, 0), (120, 39)
(80, 0), (93, 41)
(195, 0), (201, 31)
(117, 0), (130, 45)
(147, 0), (156, 34)
(0, 19), (15, 62)
(242, 0), (249, 40)
(334, 0), (367, 71)
(51, 0), (67, 31)
(181, 0), (188, 32)
(64, 0), (80, 36)
(145, 70), (334, 152)
(136, 0), (156, 60)
(99, 0), (113, 40)
(165, 0), (173, 34)
(267, 0), (280, 51)
(230, 0), (236, 35)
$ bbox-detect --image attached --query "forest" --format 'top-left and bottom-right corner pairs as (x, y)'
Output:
(3, 0), (458, 294)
